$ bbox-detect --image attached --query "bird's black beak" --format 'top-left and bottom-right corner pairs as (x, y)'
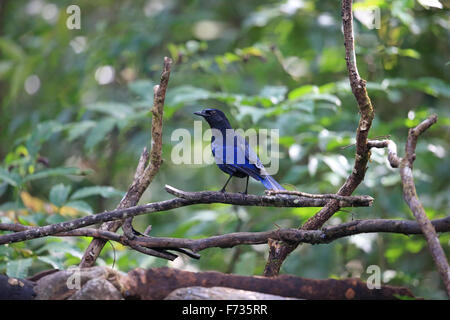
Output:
(194, 110), (205, 117)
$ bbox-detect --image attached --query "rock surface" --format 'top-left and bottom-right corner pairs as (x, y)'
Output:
(34, 266), (126, 300)
(2, 266), (415, 300)
(165, 286), (298, 300)
(69, 278), (123, 300)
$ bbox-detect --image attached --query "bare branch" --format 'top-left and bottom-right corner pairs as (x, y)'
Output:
(265, 189), (373, 202)
(80, 57), (173, 267)
(0, 185), (374, 246)
(0, 198), (192, 245)
(367, 139), (401, 168)
(399, 115), (449, 297)
(263, 0), (376, 277)
(3, 216), (448, 254)
(165, 185), (374, 207)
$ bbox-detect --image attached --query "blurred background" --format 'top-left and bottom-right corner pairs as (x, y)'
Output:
(0, 0), (449, 299)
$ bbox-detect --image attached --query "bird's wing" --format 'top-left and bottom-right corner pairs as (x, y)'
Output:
(234, 132), (269, 176)
(211, 131), (266, 179)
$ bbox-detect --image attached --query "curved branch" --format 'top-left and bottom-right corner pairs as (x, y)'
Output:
(80, 57), (173, 267)
(2, 216), (448, 253)
(399, 115), (449, 297)
(263, 0), (376, 277)
(0, 185), (374, 246)
(367, 139), (401, 168)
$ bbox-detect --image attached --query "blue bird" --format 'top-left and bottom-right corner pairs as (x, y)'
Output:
(194, 108), (285, 194)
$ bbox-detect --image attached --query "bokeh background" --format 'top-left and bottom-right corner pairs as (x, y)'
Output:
(0, 0), (449, 299)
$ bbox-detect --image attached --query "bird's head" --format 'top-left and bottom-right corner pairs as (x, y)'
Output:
(194, 108), (232, 129)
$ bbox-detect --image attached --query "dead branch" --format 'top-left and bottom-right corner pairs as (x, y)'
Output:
(367, 139), (401, 168)
(366, 115), (449, 297)
(263, 0), (376, 277)
(0, 185), (374, 246)
(165, 185), (374, 207)
(3, 217), (448, 254)
(80, 57), (173, 267)
(265, 189), (373, 202)
(400, 115), (449, 297)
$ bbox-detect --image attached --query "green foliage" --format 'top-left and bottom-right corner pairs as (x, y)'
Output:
(0, 0), (448, 299)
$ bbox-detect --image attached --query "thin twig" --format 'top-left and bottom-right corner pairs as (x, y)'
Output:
(367, 139), (401, 168)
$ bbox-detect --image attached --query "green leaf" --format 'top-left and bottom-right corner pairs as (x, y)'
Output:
(0, 201), (21, 212)
(128, 79), (154, 101)
(0, 60), (14, 77)
(166, 86), (211, 106)
(84, 118), (116, 149)
(36, 241), (83, 259)
(259, 86), (287, 104)
(67, 121), (96, 142)
(381, 77), (450, 98)
(65, 200), (93, 214)
(319, 47), (346, 73)
(23, 167), (87, 182)
(37, 256), (64, 270)
(234, 252), (257, 275)
(85, 102), (132, 119)
(6, 258), (33, 278)
(70, 186), (125, 200)
(289, 86), (341, 106)
(288, 85), (319, 100)
(235, 105), (269, 123)
(0, 167), (20, 187)
(46, 214), (67, 224)
(0, 37), (25, 60)
(322, 155), (350, 178)
(49, 184), (71, 207)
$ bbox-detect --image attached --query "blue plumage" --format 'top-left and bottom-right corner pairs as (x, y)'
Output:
(194, 108), (285, 193)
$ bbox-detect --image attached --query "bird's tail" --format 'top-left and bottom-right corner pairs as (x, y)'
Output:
(260, 175), (285, 190)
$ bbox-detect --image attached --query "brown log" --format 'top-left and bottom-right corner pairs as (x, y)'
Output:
(124, 267), (414, 300)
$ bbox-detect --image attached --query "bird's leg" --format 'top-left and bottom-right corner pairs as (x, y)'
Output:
(220, 174), (233, 192)
(242, 176), (249, 195)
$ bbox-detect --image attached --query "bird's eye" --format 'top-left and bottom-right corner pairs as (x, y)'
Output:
(211, 110), (216, 114)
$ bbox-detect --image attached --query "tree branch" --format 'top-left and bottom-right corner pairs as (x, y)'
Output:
(263, 0), (376, 277)
(165, 185), (374, 207)
(80, 57), (173, 267)
(367, 115), (449, 296)
(2, 217), (448, 253)
(399, 115), (449, 297)
(367, 139), (401, 168)
(0, 185), (374, 246)
(265, 189), (373, 202)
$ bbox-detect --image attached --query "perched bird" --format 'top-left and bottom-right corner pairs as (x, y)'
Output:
(194, 108), (285, 193)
